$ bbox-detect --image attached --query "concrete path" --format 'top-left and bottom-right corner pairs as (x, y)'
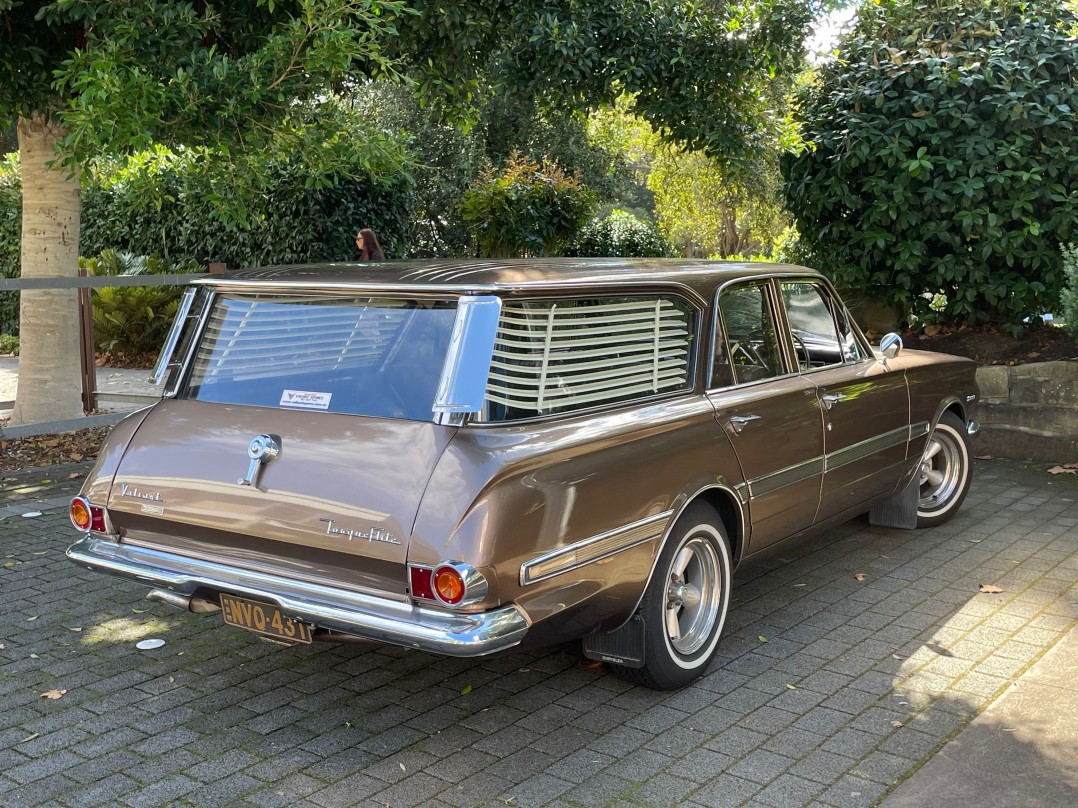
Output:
(0, 459), (1075, 807)
(880, 624), (1078, 808)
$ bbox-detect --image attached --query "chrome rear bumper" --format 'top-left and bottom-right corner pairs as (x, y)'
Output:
(67, 536), (529, 657)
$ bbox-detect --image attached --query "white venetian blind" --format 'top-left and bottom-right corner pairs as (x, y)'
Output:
(485, 297), (692, 417)
(192, 296), (411, 382)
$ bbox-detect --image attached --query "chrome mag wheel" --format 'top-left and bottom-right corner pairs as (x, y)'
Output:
(665, 535), (722, 656)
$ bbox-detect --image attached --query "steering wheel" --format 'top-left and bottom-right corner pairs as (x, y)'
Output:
(792, 333), (812, 369)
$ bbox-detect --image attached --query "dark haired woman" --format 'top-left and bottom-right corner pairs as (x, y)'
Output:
(355, 228), (385, 261)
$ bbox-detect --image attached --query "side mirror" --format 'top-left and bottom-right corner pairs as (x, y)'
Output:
(880, 332), (903, 359)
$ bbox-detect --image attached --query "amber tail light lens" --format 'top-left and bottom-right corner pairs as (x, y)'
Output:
(70, 497), (107, 533)
(433, 565), (466, 605)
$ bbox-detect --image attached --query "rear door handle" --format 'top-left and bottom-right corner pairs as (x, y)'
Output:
(821, 392), (846, 410)
(728, 414), (762, 434)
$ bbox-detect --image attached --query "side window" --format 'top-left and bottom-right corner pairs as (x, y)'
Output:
(483, 295), (696, 421)
(715, 282), (785, 386)
(780, 282), (850, 370)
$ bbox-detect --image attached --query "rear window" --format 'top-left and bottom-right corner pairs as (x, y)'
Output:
(183, 295), (457, 420)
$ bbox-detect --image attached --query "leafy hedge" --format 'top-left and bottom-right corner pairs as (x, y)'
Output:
(82, 144), (416, 269)
(0, 154), (20, 335)
(783, 0), (1078, 327)
(569, 209), (674, 258)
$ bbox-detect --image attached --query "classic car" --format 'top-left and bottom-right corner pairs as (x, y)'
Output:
(67, 260), (978, 690)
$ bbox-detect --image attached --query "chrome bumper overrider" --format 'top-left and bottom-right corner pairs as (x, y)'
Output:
(66, 537), (529, 657)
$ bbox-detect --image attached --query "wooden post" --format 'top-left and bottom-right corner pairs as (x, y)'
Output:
(77, 267), (97, 412)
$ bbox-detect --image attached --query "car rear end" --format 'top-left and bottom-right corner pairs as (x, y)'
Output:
(67, 283), (528, 655)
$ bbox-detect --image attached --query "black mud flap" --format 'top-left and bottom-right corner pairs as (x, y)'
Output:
(868, 474), (919, 529)
(582, 614), (646, 668)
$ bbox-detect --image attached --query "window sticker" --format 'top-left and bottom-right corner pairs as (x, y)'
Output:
(279, 390), (333, 411)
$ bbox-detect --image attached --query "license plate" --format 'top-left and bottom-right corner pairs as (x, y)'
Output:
(220, 593), (312, 644)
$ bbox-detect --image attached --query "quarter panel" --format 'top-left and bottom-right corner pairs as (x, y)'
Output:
(410, 396), (746, 633)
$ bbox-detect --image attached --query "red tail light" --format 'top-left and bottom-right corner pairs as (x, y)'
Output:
(408, 562), (488, 608)
(70, 497), (108, 533)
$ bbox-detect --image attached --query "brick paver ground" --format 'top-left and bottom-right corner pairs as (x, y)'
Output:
(1, 459), (1075, 808)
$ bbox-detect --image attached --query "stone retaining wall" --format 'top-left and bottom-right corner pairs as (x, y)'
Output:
(975, 360), (1078, 462)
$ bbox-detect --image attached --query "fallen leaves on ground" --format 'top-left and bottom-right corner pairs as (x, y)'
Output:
(979, 584), (1004, 594)
(0, 426), (110, 472)
(891, 720), (904, 728)
(39, 689), (66, 700)
(854, 573), (866, 582)
(578, 659), (605, 672)
(1047, 464), (1078, 475)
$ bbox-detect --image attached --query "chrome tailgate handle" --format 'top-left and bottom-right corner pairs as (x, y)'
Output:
(821, 392), (847, 410)
(728, 414), (761, 434)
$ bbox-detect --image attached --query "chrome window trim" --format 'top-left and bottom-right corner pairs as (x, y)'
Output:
(150, 286), (198, 386)
(520, 510), (674, 586)
(434, 295), (502, 415)
(170, 288), (215, 399)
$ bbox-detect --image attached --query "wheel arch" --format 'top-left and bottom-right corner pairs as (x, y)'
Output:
(620, 482), (745, 626)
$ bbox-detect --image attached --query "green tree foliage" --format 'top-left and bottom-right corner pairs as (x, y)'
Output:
(783, 0), (1078, 326)
(570, 210), (674, 258)
(589, 97), (790, 258)
(460, 152), (597, 258)
(386, 1), (813, 166)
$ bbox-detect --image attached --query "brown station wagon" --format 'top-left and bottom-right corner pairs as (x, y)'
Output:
(67, 260), (979, 690)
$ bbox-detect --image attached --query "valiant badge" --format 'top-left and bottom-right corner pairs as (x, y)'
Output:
(237, 434), (281, 487)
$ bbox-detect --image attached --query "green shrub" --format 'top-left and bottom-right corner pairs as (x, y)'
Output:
(783, 0), (1078, 327)
(82, 139), (416, 269)
(569, 209), (674, 258)
(1062, 244), (1078, 340)
(0, 333), (18, 355)
(0, 153), (20, 335)
(84, 250), (202, 356)
(460, 152), (597, 258)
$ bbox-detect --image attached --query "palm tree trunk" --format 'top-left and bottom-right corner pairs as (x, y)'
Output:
(10, 112), (84, 425)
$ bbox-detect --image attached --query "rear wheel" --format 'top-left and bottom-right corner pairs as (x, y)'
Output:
(613, 503), (731, 690)
(917, 411), (972, 528)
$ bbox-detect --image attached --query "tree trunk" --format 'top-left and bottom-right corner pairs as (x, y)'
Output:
(10, 112), (84, 425)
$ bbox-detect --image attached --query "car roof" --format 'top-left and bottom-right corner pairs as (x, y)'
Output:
(195, 258), (823, 306)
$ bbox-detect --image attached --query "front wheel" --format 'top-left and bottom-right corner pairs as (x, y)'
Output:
(613, 503), (732, 690)
(917, 411), (972, 528)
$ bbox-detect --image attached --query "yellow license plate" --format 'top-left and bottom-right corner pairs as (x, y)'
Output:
(220, 593), (312, 644)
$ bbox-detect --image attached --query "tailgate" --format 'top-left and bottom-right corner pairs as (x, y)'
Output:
(106, 399), (456, 595)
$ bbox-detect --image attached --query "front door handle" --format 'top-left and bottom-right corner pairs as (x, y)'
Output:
(821, 392), (847, 410)
(728, 414), (762, 434)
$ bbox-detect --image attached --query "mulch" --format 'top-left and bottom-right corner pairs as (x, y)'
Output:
(899, 323), (1078, 366)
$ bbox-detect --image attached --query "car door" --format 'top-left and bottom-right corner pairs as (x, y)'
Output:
(706, 279), (825, 553)
(776, 280), (910, 522)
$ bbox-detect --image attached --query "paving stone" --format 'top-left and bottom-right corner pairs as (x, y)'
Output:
(1, 460), (1074, 808)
